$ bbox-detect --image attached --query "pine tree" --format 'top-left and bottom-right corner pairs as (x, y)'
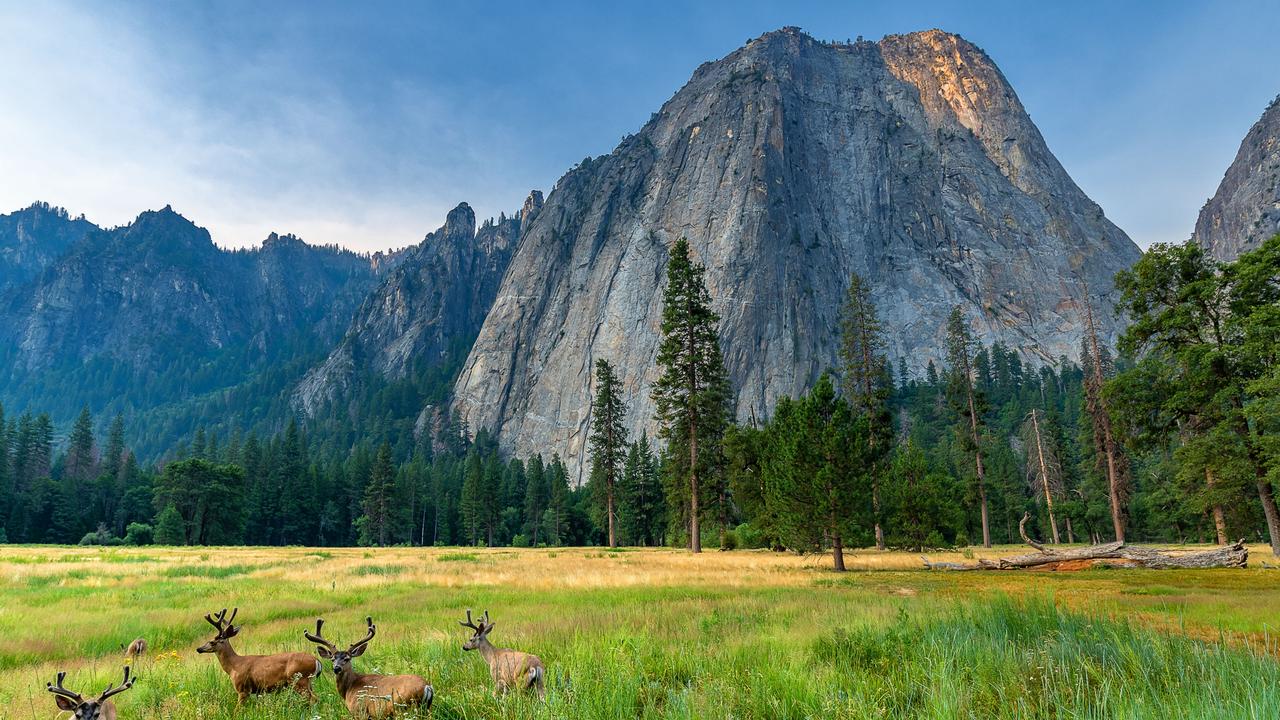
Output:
(1022, 408), (1064, 543)
(524, 455), (548, 546)
(945, 307), (991, 547)
(652, 238), (730, 553)
(837, 272), (893, 549)
(65, 406), (97, 483)
(544, 454), (569, 546)
(461, 450), (484, 545)
(761, 375), (869, 570)
(1081, 295), (1130, 542)
(358, 443), (395, 546)
(154, 503), (186, 545)
(620, 434), (665, 546)
(102, 414), (126, 482)
(588, 359), (628, 547)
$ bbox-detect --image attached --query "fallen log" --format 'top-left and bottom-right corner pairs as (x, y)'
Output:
(921, 513), (1248, 571)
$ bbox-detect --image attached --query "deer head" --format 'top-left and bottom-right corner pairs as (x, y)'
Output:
(304, 616), (376, 676)
(196, 607), (241, 654)
(459, 609), (495, 651)
(47, 667), (136, 719)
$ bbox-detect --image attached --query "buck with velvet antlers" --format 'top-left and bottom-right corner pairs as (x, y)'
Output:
(460, 609), (545, 695)
(47, 667), (136, 719)
(305, 616), (433, 718)
(196, 607), (321, 704)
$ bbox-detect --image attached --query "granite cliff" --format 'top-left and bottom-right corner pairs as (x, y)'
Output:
(451, 28), (1142, 481)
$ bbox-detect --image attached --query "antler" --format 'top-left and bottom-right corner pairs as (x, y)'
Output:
(98, 666), (136, 702)
(204, 607), (237, 636)
(459, 609), (482, 631)
(350, 616), (377, 653)
(303, 618), (338, 653)
(46, 671), (84, 705)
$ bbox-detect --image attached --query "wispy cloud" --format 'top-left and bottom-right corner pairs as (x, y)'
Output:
(0, 2), (537, 251)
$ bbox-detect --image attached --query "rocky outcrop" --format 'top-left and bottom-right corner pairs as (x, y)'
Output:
(0, 202), (97, 293)
(1194, 95), (1280, 261)
(291, 199), (528, 417)
(452, 28), (1141, 482)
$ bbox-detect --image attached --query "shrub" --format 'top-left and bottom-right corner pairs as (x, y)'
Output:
(954, 531), (970, 548)
(721, 529), (740, 551)
(511, 533), (530, 547)
(0, 527), (7, 543)
(924, 530), (946, 549)
(78, 523), (121, 546)
(124, 523), (154, 546)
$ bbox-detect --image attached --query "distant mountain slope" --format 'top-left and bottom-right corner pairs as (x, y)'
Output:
(0, 202), (97, 293)
(0, 206), (381, 455)
(452, 27), (1142, 481)
(1194, 95), (1280, 261)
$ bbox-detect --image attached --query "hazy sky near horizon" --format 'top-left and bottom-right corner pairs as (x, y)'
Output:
(0, 1), (1275, 252)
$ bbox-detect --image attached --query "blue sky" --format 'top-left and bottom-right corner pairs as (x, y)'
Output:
(0, 1), (1276, 251)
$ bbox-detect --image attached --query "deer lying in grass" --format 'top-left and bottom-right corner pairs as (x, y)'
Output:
(196, 607), (320, 704)
(459, 609), (545, 695)
(47, 666), (136, 719)
(305, 616), (433, 718)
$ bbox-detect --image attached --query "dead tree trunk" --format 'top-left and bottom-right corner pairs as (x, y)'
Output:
(922, 513), (1248, 570)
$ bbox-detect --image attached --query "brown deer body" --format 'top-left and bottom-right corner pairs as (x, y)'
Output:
(124, 637), (147, 659)
(196, 608), (320, 704)
(305, 617), (433, 719)
(460, 610), (545, 695)
(47, 666), (135, 719)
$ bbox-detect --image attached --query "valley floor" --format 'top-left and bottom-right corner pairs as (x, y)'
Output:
(1, 545), (1277, 719)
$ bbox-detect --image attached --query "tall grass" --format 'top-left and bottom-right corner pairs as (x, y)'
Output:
(0, 546), (1276, 718)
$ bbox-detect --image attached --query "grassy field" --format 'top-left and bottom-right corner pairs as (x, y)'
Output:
(1, 544), (1278, 719)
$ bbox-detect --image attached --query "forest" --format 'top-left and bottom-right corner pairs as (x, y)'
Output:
(0, 236), (1276, 562)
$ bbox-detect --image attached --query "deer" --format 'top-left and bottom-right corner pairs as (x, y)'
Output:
(196, 607), (321, 704)
(47, 666), (136, 719)
(459, 609), (545, 695)
(304, 616), (433, 718)
(124, 637), (147, 660)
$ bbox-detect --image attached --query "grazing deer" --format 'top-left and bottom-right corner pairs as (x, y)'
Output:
(47, 666), (136, 719)
(459, 609), (545, 695)
(124, 637), (147, 659)
(304, 616), (433, 718)
(196, 607), (321, 704)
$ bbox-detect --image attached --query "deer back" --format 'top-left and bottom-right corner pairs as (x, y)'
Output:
(487, 646), (545, 690)
(338, 671), (431, 718)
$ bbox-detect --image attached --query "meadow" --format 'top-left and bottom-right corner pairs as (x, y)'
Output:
(1, 544), (1278, 719)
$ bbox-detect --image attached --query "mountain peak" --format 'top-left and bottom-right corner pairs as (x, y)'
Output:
(442, 202), (477, 240)
(1194, 95), (1280, 260)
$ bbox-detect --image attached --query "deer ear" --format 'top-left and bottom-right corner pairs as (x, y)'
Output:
(55, 696), (78, 711)
(482, 622), (496, 636)
(350, 644), (368, 658)
(225, 625), (241, 638)
(314, 646), (333, 659)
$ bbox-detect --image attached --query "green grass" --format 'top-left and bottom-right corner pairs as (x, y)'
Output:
(0, 546), (1276, 719)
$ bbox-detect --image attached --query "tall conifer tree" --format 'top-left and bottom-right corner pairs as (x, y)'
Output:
(652, 238), (730, 553)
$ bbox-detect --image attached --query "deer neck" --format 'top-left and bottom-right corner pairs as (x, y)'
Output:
(476, 638), (501, 664)
(214, 641), (242, 673)
(336, 666), (376, 699)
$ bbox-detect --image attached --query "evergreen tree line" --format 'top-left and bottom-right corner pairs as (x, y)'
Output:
(0, 236), (1276, 560)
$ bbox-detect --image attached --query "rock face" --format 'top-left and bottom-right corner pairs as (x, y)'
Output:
(1194, 95), (1280, 261)
(0, 202), (97, 293)
(292, 199), (529, 417)
(452, 28), (1141, 482)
